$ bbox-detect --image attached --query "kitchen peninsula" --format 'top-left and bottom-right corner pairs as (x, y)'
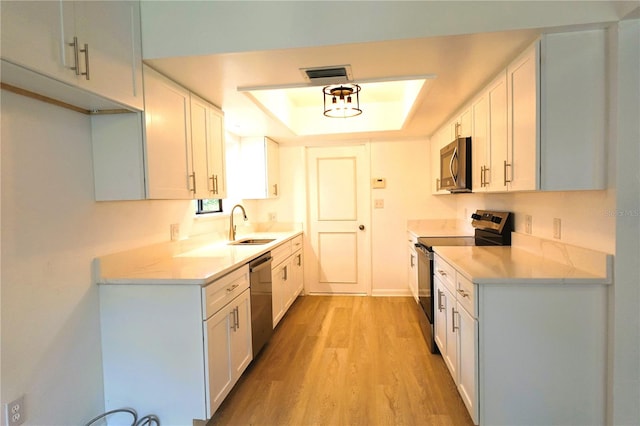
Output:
(94, 228), (302, 425)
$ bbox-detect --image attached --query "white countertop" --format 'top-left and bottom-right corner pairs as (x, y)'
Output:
(434, 233), (613, 285)
(94, 230), (302, 286)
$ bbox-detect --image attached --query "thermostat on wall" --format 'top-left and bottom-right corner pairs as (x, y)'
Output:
(372, 178), (386, 189)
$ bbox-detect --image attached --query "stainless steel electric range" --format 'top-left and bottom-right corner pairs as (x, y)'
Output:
(414, 210), (513, 353)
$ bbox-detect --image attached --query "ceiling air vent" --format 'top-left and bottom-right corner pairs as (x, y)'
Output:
(300, 65), (353, 85)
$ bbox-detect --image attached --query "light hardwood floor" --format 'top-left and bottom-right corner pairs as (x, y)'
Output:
(210, 296), (474, 426)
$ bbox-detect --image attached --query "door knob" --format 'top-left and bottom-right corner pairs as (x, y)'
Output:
(359, 225), (365, 230)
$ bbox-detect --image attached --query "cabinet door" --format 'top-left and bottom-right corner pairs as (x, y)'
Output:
(408, 245), (418, 303)
(291, 250), (304, 301)
(507, 42), (539, 191)
(190, 94), (211, 200)
(272, 263), (286, 327)
(230, 290), (253, 380)
(434, 276), (448, 352)
(143, 66), (192, 199)
(443, 285), (458, 381)
(472, 93), (489, 192)
(206, 305), (234, 415)
(265, 137), (280, 198)
(240, 136), (278, 199)
(487, 72), (508, 191)
(457, 303), (479, 424)
(207, 108), (227, 199)
(0, 1), (75, 84)
(74, 1), (143, 110)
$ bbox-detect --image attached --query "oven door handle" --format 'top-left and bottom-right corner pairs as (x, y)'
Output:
(415, 244), (433, 260)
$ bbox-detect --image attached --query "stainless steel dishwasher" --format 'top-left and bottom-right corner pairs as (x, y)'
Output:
(249, 252), (273, 358)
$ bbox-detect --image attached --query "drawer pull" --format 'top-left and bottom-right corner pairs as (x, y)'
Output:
(437, 290), (444, 312)
(457, 289), (470, 298)
(226, 284), (239, 293)
(437, 269), (447, 276)
(452, 308), (459, 332)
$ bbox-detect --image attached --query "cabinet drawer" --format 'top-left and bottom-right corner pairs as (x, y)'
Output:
(271, 241), (292, 267)
(456, 273), (476, 317)
(203, 265), (249, 320)
(434, 255), (456, 294)
(291, 235), (303, 252)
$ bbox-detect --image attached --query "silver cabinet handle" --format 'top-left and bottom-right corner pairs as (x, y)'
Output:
(452, 307), (459, 332)
(457, 289), (470, 299)
(209, 175), (215, 193)
(189, 173), (196, 193)
(230, 309), (237, 332)
(410, 254), (415, 268)
(235, 306), (240, 330)
(437, 290), (444, 312)
(80, 43), (90, 80)
(273, 183), (278, 196)
(504, 160), (512, 185)
(214, 175), (219, 194)
(69, 37), (80, 75)
(437, 269), (447, 277)
(484, 166), (490, 186)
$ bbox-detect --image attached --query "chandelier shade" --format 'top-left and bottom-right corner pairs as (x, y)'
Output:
(323, 84), (362, 118)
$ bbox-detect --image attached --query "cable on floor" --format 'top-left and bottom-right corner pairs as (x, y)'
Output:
(84, 407), (160, 426)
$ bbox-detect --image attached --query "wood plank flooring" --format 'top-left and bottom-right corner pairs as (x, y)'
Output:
(209, 296), (474, 426)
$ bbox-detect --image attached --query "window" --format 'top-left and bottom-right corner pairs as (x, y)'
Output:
(196, 199), (223, 215)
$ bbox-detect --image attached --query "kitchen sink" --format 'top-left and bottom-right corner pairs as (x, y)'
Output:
(229, 238), (276, 246)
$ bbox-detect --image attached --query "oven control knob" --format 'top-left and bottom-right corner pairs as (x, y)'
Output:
(471, 213), (482, 220)
(491, 216), (502, 224)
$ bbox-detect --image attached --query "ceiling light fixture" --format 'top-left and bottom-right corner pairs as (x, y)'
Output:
(323, 84), (362, 118)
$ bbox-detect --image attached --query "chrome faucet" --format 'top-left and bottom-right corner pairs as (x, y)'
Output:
(229, 204), (248, 241)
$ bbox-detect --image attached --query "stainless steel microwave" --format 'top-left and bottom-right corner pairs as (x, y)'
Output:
(440, 137), (472, 193)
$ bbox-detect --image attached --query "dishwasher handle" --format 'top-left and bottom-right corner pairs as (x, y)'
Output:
(250, 254), (272, 273)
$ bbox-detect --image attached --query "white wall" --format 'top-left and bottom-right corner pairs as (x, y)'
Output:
(454, 190), (616, 253)
(0, 92), (194, 425)
(369, 139), (456, 295)
(611, 18), (640, 425)
(140, 1), (632, 59)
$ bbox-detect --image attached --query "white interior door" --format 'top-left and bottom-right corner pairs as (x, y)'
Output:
(306, 145), (371, 294)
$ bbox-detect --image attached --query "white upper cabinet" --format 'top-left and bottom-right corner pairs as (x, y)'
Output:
(1, 0), (143, 111)
(189, 94), (227, 200)
(240, 137), (280, 199)
(487, 72), (509, 191)
(144, 66), (193, 199)
(506, 42), (540, 191)
(431, 28), (607, 194)
(92, 66), (227, 201)
(539, 30), (607, 191)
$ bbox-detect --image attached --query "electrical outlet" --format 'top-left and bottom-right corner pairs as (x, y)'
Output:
(553, 218), (562, 239)
(374, 199), (384, 209)
(5, 395), (25, 426)
(525, 215), (532, 234)
(268, 212), (277, 222)
(170, 223), (180, 241)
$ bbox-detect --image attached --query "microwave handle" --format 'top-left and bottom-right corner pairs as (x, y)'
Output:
(450, 146), (458, 186)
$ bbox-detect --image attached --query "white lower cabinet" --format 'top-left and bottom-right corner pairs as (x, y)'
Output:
(206, 287), (252, 415)
(407, 233), (418, 302)
(99, 265), (252, 425)
(271, 235), (304, 328)
(434, 253), (608, 426)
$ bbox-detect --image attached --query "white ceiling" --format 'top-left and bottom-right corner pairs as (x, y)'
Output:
(145, 28), (542, 144)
